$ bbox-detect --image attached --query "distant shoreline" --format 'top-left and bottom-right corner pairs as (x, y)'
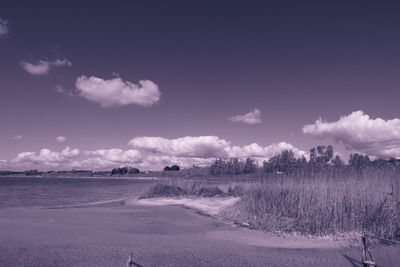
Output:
(0, 175), (161, 180)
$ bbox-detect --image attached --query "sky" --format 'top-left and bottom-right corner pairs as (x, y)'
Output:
(1, 1), (400, 171)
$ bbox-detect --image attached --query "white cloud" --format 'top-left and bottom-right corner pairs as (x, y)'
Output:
(54, 84), (75, 96)
(0, 18), (8, 37)
(61, 147), (80, 158)
(228, 142), (307, 160)
(55, 85), (64, 93)
(11, 147), (141, 170)
(129, 136), (306, 168)
(12, 147), (80, 167)
(20, 58), (72, 75)
(75, 76), (161, 107)
(56, 136), (67, 143)
(12, 135), (23, 140)
(303, 110), (400, 158)
(84, 149), (142, 164)
(129, 136), (230, 158)
(10, 137), (306, 171)
(229, 109), (261, 124)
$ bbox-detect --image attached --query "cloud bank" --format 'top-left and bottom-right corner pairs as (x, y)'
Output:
(303, 110), (400, 158)
(10, 136), (305, 170)
(229, 109), (261, 124)
(0, 18), (8, 36)
(75, 76), (161, 107)
(20, 58), (72, 75)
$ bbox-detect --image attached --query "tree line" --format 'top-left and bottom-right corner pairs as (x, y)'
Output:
(210, 145), (400, 178)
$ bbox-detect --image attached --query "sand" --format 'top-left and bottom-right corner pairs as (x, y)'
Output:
(133, 197), (240, 216)
(0, 201), (399, 266)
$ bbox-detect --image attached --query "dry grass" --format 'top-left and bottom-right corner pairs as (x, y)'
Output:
(140, 178), (245, 198)
(223, 175), (400, 240)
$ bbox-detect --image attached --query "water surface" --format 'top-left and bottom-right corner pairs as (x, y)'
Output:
(0, 176), (152, 208)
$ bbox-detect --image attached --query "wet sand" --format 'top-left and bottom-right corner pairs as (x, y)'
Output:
(0, 202), (399, 266)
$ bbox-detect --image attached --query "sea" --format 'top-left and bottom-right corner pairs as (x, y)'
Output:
(0, 176), (153, 208)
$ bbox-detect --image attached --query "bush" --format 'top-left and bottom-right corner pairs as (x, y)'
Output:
(197, 186), (225, 197)
(128, 168), (140, 174)
(142, 183), (187, 198)
(171, 165), (180, 171)
(227, 185), (245, 197)
(164, 165), (180, 171)
(111, 167), (136, 175)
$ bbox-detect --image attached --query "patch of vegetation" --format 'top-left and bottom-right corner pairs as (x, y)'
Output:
(197, 186), (225, 197)
(222, 175), (400, 240)
(142, 183), (187, 197)
(140, 178), (245, 199)
(111, 167), (140, 175)
(164, 165), (180, 171)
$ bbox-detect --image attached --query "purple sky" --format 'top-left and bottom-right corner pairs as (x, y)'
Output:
(1, 1), (400, 170)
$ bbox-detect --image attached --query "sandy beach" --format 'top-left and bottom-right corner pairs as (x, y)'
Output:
(1, 199), (399, 267)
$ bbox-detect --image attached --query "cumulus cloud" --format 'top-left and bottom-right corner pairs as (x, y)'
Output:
(129, 136), (306, 168)
(75, 76), (161, 107)
(84, 149), (142, 164)
(56, 136), (67, 143)
(228, 142), (307, 160)
(12, 135), (23, 140)
(12, 146), (80, 167)
(229, 109), (261, 124)
(303, 110), (400, 158)
(0, 18), (8, 36)
(20, 58), (72, 75)
(11, 147), (142, 170)
(9, 136), (306, 171)
(129, 136), (230, 158)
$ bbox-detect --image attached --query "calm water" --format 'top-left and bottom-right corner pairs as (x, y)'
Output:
(0, 176), (153, 208)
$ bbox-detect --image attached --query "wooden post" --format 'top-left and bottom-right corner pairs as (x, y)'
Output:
(362, 234), (377, 267)
(127, 253), (134, 267)
(362, 235), (368, 267)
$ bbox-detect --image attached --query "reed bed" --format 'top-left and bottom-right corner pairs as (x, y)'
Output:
(223, 174), (400, 239)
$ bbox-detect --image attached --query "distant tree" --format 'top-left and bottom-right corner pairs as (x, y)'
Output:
(332, 155), (344, 168)
(227, 157), (242, 175)
(120, 167), (128, 174)
(210, 159), (225, 176)
(111, 167), (129, 175)
(243, 158), (256, 174)
(170, 165), (180, 171)
(310, 145), (334, 166)
(388, 157), (400, 167)
(372, 158), (387, 169)
(164, 166), (171, 171)
(263, 150), (296, 174)
(128, 167), (140, 174)
(349, 153), (370, 168)
(24, 169), (39, 176)
(349, 153), (371, 177)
